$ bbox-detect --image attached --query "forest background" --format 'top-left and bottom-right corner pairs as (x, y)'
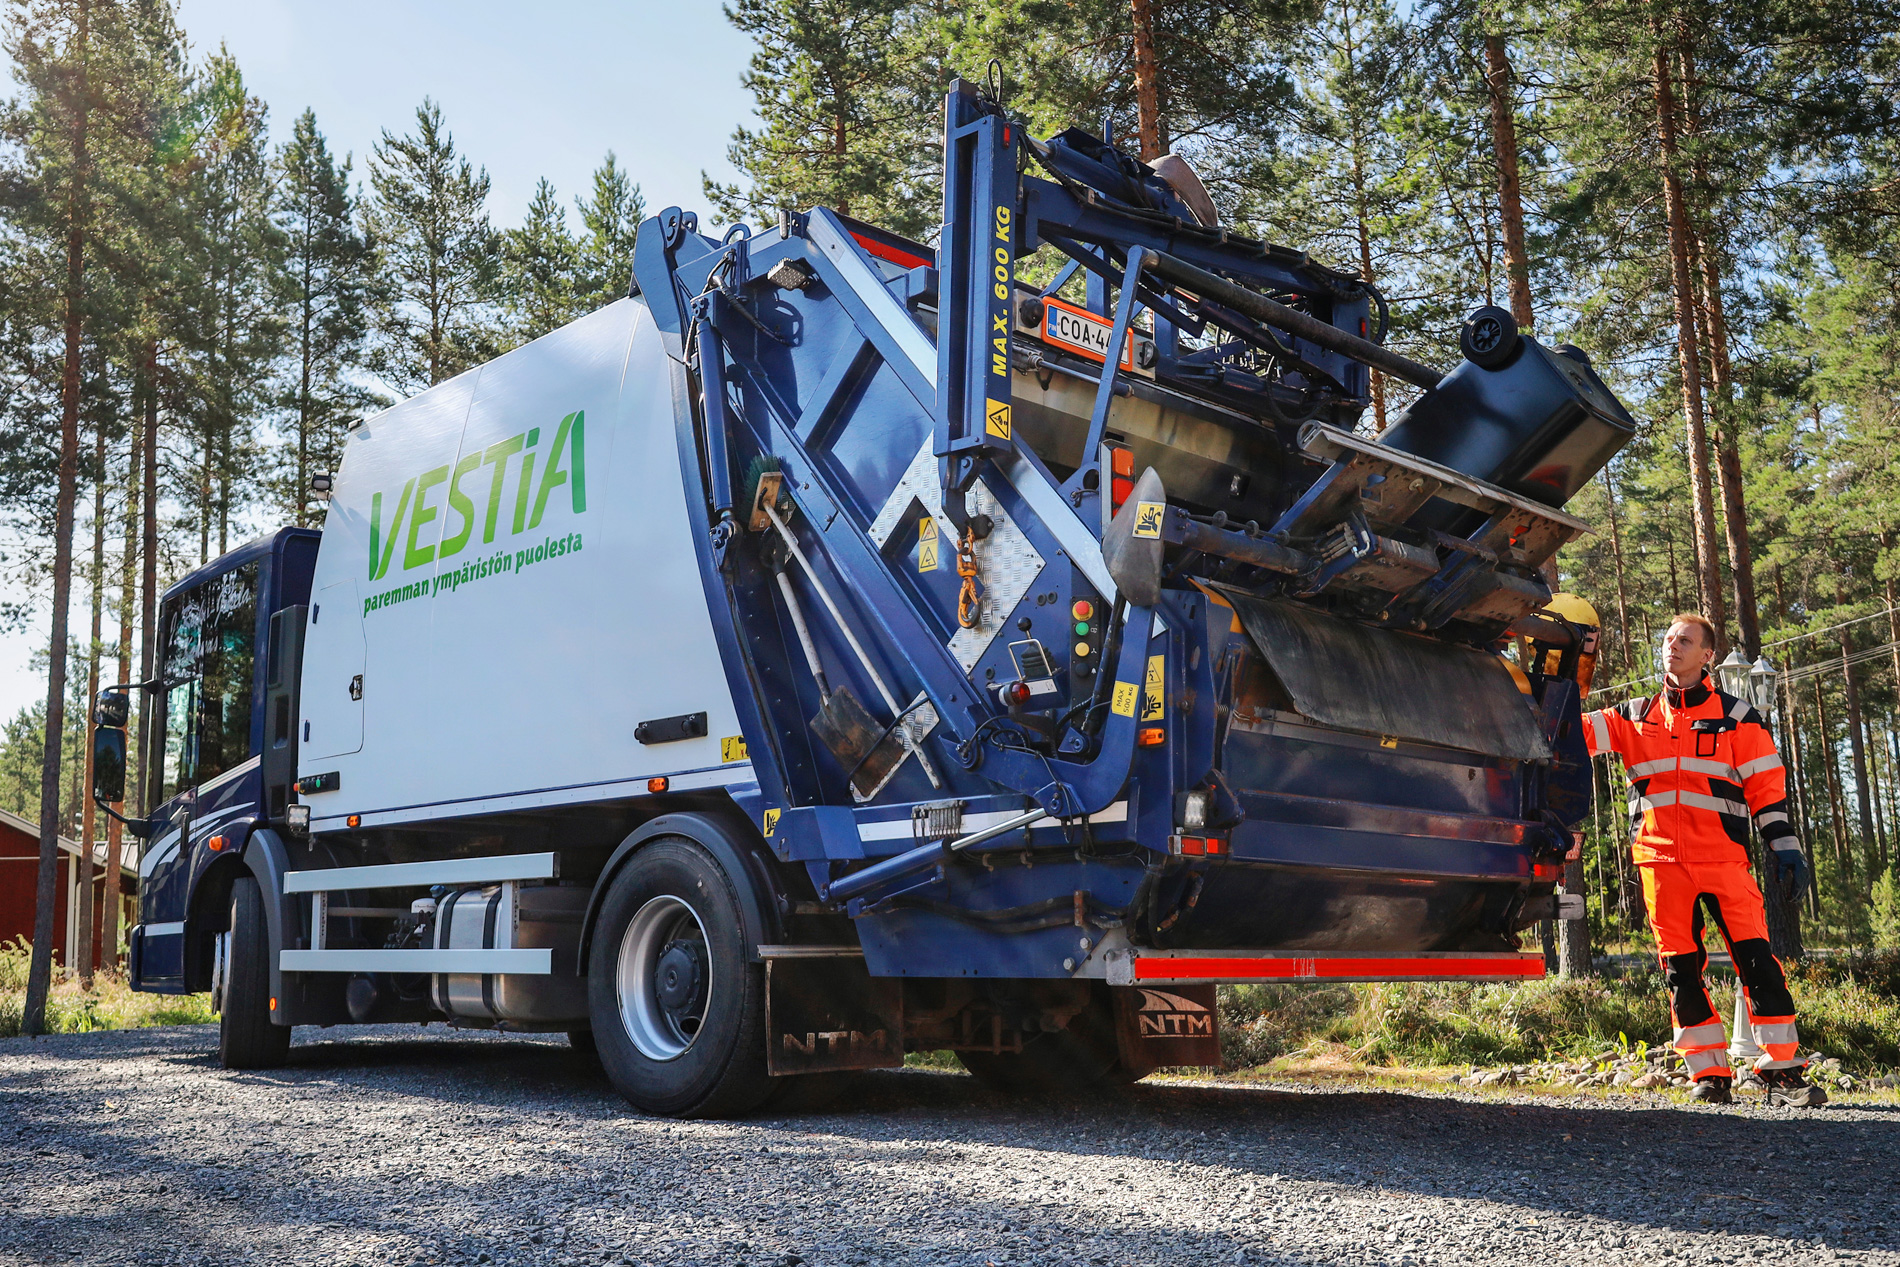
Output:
(5, 0), (1900, 1004)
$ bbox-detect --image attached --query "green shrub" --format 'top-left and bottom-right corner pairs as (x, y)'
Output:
(1216, 954), (1898, 1074)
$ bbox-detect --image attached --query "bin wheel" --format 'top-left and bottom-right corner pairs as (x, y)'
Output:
(218, 875), (291, 1069)
(1459, 305), (1521, 369)
(957, 990), (1152, 1092)
(587, 836), (773, 1117)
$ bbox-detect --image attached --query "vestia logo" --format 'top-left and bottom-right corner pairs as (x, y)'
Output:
(1135, 988), (1214, 1038)
(369, 410), (587, 582)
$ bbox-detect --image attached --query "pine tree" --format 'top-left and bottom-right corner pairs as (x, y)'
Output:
(574, 152), (644, 311)
(274, 107), (374, 526)
(499, 177), (579, 344)
(365, 97), (498, 393)
(706, 0), (939, 237)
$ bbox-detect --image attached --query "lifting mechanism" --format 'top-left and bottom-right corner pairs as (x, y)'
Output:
(625, 77), (1631, 1000)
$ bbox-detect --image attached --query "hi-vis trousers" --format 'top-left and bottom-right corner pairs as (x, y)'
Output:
(1639, 861), (1802, 1079)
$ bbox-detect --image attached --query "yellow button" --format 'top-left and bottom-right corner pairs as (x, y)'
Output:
(1074, 642), (1090, 657)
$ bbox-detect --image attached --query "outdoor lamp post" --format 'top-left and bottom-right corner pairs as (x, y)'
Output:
(1749, 655), (1778, 715)
(1717, 648), (1752, 697)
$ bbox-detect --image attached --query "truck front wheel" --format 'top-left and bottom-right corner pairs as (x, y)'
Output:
(587, 837), (773, 1117)
(217, 875), (291, 1069)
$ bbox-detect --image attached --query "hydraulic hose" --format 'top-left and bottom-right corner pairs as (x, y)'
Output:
(1138, 250), (1444, 390)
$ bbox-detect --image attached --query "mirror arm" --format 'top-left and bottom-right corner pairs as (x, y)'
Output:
(90, 795), (154, 839)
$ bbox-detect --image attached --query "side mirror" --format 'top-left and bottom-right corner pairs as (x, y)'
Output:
(95, 688), (130, 728)
(1101, 466), (1167, 608)
(92, 725), (126, 804)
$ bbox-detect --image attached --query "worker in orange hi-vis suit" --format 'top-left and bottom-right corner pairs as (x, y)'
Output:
(1582, 612), (1824, 1108)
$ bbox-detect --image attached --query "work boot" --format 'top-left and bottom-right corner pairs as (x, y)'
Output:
(1761, 1066), (1827, 1108)
(1689, 1076), (1733, 1105)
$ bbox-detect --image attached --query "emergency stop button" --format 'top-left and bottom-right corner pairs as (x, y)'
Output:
(1072, 600), (1093, 620)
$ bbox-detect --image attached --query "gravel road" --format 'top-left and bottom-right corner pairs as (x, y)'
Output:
(2, 1025), (1895, 1267)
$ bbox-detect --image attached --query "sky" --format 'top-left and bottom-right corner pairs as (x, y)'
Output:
(0, 0), (762, 722)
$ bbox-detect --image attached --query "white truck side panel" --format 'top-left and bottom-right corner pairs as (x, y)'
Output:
(298, 300), (744, 827)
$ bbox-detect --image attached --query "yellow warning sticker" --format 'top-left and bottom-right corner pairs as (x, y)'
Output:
(763, 808), (781, 837)
(985, 398), (1012, 440)
(1142, 654), (1165, 722)
(1131, 501), (1165, 539)
(1380, 735), (1399, 750)
(1112, 681), (1139, 717)
(721, 735), (748, 763)
(918, 517), (939, 572)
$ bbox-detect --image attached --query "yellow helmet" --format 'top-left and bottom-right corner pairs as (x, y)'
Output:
(1542, 592), (1600, 629)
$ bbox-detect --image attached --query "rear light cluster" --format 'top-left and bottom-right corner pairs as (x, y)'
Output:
(1108, 445), (1135, 514)
(1171, 835), (1227, 857)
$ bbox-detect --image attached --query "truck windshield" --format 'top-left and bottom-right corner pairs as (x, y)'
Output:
(159, 562), (259, 799)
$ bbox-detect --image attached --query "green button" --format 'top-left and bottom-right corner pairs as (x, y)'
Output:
(1075, 621), (1090, 636)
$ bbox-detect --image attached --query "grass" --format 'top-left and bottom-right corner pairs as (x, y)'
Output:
(0, 936), (216, 1039)
(1216, 950), (1900, 1076)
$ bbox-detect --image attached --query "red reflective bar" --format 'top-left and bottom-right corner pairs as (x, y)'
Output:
(1111, 447), (1134, 477)
(1133, 955), (1546, 982)
(848, 231), (932, 272)
(1111, 476), (1134, 507)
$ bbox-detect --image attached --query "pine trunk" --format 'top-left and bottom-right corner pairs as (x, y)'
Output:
(77, 419), (105, 985)
(1651, 45), (1726, 648)
(138, 338), (158, 827)
(1484, 33), (1534, 330)
(1815, 678), (1850, 873)
(1130, 0), (1162, 161)
(25, 0), (93, 1036)
(105, 405), (136, 972)
(1600, 468), (1637, 679)
(1837, 580), (1878, 875)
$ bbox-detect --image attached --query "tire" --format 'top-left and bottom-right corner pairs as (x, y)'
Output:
(586, 836), (773, 1118)
(957, 990), (1152, 1093)
(219, 876), (291, 1069)
(566, 1027), (598, 1057)
(1459, 304), (1521, 369)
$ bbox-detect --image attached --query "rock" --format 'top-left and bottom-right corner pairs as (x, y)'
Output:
(1629, 1072), (1667, 1089)
(1836, 1075), (1857, 1092)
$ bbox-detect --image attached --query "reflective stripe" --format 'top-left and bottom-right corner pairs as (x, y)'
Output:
(1751, 1020), (1798, 1046)
(1755, 810), (1790, 828)
(1768, 839), (1802, 855)
(1755, 1055), (1804, 1070)
(1683, 1048), (1734, 1077)
(1586, 711), (1612, 753)
(1729, 697), (1751, 721)
(1680, 756), (1742, 782)
(1677, 790), (1749, 817)
(1674, 1019), (1728, 1052)
(1737, 753), (1784, 778)
(1633, 793), (1674, 813)
(1628, 757), (1676, 778)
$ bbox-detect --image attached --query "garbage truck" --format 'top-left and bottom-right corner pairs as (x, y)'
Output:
(95, 81), (1631, 1117)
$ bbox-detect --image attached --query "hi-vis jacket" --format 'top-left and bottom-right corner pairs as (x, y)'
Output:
(1582, 675), (1799, 866)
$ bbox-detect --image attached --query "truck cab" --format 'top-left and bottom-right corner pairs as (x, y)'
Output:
(127, 528), (317, 994)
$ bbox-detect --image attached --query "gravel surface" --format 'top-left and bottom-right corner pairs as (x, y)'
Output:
(2, 1024), (1896, 1267)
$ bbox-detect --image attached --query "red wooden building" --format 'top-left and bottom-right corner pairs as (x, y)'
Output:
(0, 806), (138, 972)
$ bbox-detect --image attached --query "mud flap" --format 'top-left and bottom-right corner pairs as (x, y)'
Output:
(1111, 983), (1222, 1069)
(765, 954), (905, 1075)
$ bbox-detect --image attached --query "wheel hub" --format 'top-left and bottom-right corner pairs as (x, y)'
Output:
(655, 939), (705, 1018)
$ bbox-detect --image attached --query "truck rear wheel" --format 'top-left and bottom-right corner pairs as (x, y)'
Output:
(587, 837), (773, 1118)
(218, 875), (291, 1070)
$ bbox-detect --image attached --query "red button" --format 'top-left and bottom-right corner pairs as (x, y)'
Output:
(1072, 600), (1093, 620)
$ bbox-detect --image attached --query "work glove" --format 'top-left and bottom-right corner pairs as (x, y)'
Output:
(1770, 847), (1811, 902)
